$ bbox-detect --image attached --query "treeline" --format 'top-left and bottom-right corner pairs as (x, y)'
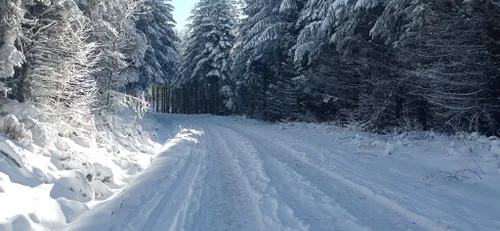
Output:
(175, 0), (500, 134)
(150, 84), (228, 115)
(0, 0), (178, 134)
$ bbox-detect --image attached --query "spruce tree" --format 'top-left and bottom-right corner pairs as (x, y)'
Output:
(232, 0), (303, 120)
(137, 0), (179, 89)
(372, 0), (500, 133)
(179, 0), (237, 113)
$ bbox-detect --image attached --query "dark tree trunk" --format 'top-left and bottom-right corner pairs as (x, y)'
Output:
(155, 86), (160, 113)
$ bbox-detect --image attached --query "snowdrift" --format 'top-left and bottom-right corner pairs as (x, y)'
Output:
(0, 99), (165, 231)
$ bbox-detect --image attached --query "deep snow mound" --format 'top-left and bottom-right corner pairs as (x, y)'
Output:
(0, 100), (165, 231)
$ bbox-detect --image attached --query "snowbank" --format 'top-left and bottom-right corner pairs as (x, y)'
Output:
(277, 119), (500, 170)
(0, 100), (165, 231)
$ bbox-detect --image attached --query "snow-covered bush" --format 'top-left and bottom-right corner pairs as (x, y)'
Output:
(424, 169), (483, 185)
(21, 116), (49, 147)
(90, 180), (113, 200)
(2, 114), (30, 143)
(95, 108), (155, 154)
(489, 140), (500, 170)
(384, 143), (396, 155)
(1, 100), (36, 120)
(50, 170), (95, 203)
(92, 163), (114, 183)
(0, 100), (52, 147)
(105, 91), (150, 120)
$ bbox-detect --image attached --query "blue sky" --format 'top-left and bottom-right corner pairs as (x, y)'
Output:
(172, 0), (197, 29)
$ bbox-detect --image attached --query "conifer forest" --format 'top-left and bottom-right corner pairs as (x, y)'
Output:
(2, 0), (500, 134)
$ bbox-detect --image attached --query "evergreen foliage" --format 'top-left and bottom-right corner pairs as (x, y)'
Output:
(3, 0), (500, 135)
(0, 0), (179, 133)
(177, 0), (237, 114)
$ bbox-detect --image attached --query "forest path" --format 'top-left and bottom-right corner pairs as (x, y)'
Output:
(68, 115), (499, 231)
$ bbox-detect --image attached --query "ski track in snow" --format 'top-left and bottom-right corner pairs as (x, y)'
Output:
(70, 115), (499, 231)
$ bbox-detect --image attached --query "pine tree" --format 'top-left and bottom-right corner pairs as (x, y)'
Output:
(232, 0), (303, 120)
(179, 0), (237, 114)
(137, 0), (179, 89)
(292, 0), (410, 129)
(292, 0), (357, 122)
(372, 0), (500, 133)
(292, 0), (334, 67)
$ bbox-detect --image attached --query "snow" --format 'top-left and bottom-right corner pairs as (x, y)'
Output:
(0, 34), (25, 79)
(1, 112), (500, 230)
(89, 180), (113, 200)
(0, 100), (164, 231)
(64, 114), (499, 231)
(50, 170), (96, 203)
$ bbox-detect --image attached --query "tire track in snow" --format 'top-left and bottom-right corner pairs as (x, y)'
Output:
(215, 125), (370, 231)
(141, 138), (206, 231)
(188, 127), (265, 231)
(177, 144), (210, 231)
(220, 124), (437, 231)
(215, 125), (310, 231)
(162, 144), (209, 231)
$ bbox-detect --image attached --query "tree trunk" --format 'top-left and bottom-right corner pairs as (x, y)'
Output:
(194, 81), (199, 113)
(156, 85), (160, 113)
(151, 86), (156, 112)
(165, 85), (170, 114)
(184, 87), (189, 114)
(178, 88), (183, 114)
(161, 85), (165, 113)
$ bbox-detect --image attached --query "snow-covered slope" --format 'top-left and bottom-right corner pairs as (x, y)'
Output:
(0, 105), (167, 231)
(68, 114), (500, 231)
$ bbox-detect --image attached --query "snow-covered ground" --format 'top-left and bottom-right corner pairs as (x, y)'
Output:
(0, 103), (170, 231)
(63, 114), (500, 231)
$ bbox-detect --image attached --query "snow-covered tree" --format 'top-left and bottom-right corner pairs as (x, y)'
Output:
(292, 0), (332, 67)
(81, 0), (149, 114)
(232, 0), (303, 120)
(293, 0), (382, 65)
(22, 0), (98, 135)
(288, 0), (500, 132)
(291, 0), (409, 128)
(0, 0), (25, 80)
(372, 0), (500, 133)
(178, 0), (237, 113)
(137, 0), (179, 88)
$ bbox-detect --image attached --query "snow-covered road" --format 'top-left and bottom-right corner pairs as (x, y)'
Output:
(68, 115), (500, 231)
